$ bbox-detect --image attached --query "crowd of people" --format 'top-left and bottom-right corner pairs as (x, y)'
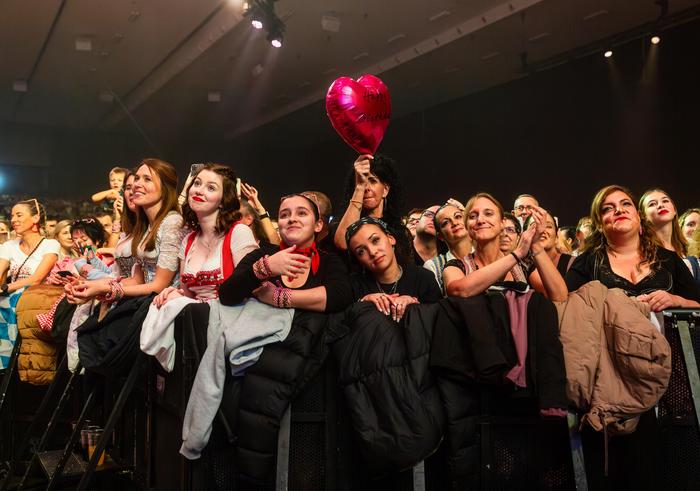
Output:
(1, 155), (699, 489)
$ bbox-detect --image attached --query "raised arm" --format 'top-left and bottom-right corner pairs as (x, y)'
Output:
(333, 155), (372, 251)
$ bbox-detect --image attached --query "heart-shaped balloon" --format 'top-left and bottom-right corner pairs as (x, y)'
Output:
(325, 74), (391, 155)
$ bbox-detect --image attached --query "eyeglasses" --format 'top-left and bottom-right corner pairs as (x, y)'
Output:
(421, 210), (437, 220)
(513, 205), (534, 213)
(407, 217), (421, 225)
(503, 226), (518, 235)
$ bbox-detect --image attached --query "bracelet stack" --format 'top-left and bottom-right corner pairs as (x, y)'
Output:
(273, 285), (292, 308)
(253, 255), (273, 280)
(100, 278), (125, 303)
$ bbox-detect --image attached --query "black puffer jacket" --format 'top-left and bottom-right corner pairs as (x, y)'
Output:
(218, 309), (331, 485)
(328, 301), (445, 475)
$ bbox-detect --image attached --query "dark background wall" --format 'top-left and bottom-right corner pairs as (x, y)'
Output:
(1, 19), (698, 225)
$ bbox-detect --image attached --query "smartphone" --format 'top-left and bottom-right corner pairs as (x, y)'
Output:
(57, 270), (73, 278)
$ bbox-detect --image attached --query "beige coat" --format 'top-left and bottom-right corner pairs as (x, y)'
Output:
(556, 281), (671, 434)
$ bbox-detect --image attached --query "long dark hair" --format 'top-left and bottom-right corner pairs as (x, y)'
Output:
(131, 158), (180, 256)
(342, 154), (410, 259)
(121, 172), (137, 237)
(181, 163), (242, 235)
(585, 184), (660, 271)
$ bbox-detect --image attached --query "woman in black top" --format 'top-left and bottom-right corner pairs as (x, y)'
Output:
(345, 217), (441, 322)
(566, 185), (700, 309)
(565, 184), (700, 491)
(218, 193), (352, 313)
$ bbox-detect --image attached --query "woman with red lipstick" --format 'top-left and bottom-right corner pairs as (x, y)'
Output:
(640, 188), (700, 281)
(152, 164), (258, 306)
(219, 193), (352, 313)
(443, 193), (568, 302)
(346, 217), (441, 321)
(566, 185), (700, 310)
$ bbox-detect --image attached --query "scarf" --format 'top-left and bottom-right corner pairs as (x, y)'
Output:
(281, 241), (320, 275)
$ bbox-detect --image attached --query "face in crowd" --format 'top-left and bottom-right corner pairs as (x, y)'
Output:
(348, 223), (397, 276)
(405, 211), (422, 238)
(467, 196), (503, 244)
(416, 206), (439, 237)
(44, 219), (57, 237)
(681, 211), (700, 242)
(131, 164), (163, 209)
(362, 172), (389, 212)
(539, 212), (558, 252)
(110, 171), (126, 190)
(597, 189), (641, 239)
(11, 203), (40, 236)
(277, 195), (323, 247)
(513, 195), (539, 221)
(500, 216), (520, 254)
(123, 174), (137, 212)
(641, 190), (677, 228)
(435, 205), (467, 247)
(188, 169), (224, 216)
(56, 224), (73, 251)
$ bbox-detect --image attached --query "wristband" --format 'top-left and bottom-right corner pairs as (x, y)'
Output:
(258, 212), (270, 221)
(510, 251), (520, 263)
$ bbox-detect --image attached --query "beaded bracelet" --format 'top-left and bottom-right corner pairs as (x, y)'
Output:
(253, 256), (273, 280)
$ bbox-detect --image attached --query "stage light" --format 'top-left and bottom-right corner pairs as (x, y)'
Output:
(244, 0), (285, 48)
(604, 50), (613, 58)
(651, 36), (661, 45)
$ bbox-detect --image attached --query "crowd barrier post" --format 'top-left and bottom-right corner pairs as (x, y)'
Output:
(76, 353), (146, 491)
(0, 338), (21, 417)
(275, 405), (291, 490)
(46, 382), (95, 490)
(567, 411), (588, 491)
(664, 309), (700, 429)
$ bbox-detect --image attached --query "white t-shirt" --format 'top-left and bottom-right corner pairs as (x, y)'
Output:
(0, 238), (61, 281)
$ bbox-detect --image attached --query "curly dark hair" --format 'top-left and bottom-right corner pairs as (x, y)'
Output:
(181, 163), (242, 234)
(342, 154), (410, 260)
(71, 217), (109, 247)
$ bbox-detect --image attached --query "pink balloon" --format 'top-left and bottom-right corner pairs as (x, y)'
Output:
(325, 74), (391, 155)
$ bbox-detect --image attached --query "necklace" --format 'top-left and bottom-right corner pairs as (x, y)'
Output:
(375, 266), (403, 295)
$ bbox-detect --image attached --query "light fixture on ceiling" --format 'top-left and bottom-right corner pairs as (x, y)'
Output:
(75, 37), (93, 52)
(321, 13), (341, 33)
(268, 28), (282, 48)
(651, 35), (661, 45)
(604, 50), (613, 58)
(244, 0), (285, 47)
(12, 80), (28, 93)
(252, 64), (264, 77)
